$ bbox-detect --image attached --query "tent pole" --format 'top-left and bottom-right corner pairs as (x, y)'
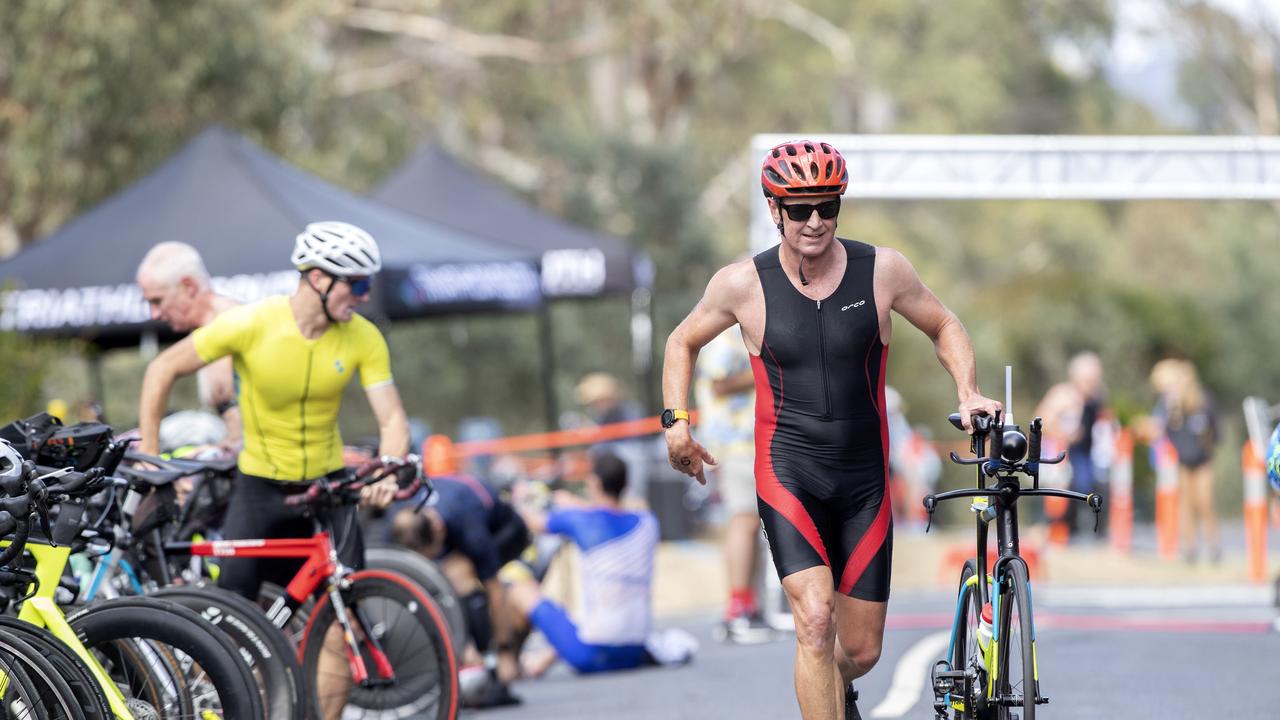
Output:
(537, 304), (559, 435)
(87, 346), (107, 423)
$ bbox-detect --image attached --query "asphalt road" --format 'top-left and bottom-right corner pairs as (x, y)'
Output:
(473, 586), (1280, 719)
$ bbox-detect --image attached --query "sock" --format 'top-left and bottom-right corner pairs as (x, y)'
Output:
(463, 590), (494, 653)
(727, 587), (758, 619)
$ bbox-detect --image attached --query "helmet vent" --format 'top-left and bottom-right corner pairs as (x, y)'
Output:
(785, 145), (798, 156)
(825, 160), (833, 177)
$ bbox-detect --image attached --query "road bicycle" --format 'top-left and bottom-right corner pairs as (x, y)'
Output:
(0, 437), (261, 719)
(159, 457), (460, 720)
(925, 383), (1103, 720)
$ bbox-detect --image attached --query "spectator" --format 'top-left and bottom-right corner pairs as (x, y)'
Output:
(574, 372), (652, 506)
(1151, 359), (1221, 563)
(694, 326), (771, 643)
(390, 475), (530, 707)
(1033, 351), (1108, 537)
(505, 452), (694, 675)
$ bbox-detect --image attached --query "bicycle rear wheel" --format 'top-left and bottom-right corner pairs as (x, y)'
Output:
(299, 570), (458, 720)
(949, 559), (990, 720)
(995, 560), (1036, 720)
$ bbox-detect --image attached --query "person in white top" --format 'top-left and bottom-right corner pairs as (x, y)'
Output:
(507, 452), (663, 674)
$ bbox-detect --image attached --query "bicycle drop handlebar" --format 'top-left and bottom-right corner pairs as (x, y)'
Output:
(283, 454), (427, 509)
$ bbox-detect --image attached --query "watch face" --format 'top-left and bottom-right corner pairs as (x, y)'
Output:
(661, 409), (674, 428)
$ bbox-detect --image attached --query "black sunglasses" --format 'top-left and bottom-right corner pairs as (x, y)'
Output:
(780, 198), (841, 222)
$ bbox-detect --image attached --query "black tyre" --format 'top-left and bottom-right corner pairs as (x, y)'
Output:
(0, 617), (112, 720)
(299, 570), (458, 720)
(367, 545), (467, 658)
(67, 596), (263, 719)
(0, 631), (73, 720)
(153, 585), (313, 720)
(950, 559), (991, 720)
(995, 560), (1036, 720)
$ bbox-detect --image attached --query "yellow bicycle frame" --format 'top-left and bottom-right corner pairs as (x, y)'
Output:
(9, 540), (136, 719)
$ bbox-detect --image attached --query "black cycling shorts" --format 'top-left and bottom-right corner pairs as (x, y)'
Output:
(217, 469), (364, 601)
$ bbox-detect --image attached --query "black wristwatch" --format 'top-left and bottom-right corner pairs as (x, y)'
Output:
(660, 408), (690, 429)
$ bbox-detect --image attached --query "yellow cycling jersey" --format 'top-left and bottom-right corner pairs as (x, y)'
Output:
(191, 295), (393, 481)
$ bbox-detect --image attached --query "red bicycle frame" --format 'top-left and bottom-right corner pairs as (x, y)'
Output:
(167, 531), (394, 685)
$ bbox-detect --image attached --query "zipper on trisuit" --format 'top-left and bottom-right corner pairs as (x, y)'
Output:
(816, 299), (831, 419)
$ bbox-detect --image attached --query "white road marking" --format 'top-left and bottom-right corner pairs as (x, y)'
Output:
(869, 630), (950, 718)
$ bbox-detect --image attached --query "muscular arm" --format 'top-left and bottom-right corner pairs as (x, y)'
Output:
(361, 384), (411, 508)
(138, 337), (210, 455)
(880, 248), (1000, 429)
(662, 262), (752, 482)
(366, 384), (410, 458)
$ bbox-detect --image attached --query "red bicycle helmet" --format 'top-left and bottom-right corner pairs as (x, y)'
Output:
(760, 140), (848, 198)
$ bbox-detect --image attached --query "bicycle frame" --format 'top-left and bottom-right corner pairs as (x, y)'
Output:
(7, 540), (137, 719)
(164, 526), (397, 686)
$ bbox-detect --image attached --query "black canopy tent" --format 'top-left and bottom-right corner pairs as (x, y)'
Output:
(0, 125), (543, 410)
(372, 144), (657, 420)
(0, 125), (543, 347)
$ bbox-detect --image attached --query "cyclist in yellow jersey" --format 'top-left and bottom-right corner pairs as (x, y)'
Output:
(137, 221), (409, 720)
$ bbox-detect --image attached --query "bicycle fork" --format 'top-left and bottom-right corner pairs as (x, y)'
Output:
(327, 580), (396, 687)
(931, 574), (985, 719)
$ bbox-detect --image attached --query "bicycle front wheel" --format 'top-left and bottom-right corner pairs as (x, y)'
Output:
(995, 560), (1036, 720)
(68, 597), (263, 719)
(950, 558), (990, 720)
(299, 570), (458, 720)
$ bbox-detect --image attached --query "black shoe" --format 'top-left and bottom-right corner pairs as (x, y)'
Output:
(844, 684), (862, 720)
(463, 679), (523, 709)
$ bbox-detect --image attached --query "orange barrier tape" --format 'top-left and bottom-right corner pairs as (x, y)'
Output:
(452, 415), (680, 457)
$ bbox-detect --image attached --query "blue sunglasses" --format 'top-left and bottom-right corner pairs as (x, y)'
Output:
(332, 275), (372, 296)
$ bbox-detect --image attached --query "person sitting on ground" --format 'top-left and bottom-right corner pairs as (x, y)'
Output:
(504, 451), (695, 677)
(390, 474), (530, 707)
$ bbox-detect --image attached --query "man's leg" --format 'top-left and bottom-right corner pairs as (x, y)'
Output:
(833, 595), (888, 686)
(781, 566), (840, 720)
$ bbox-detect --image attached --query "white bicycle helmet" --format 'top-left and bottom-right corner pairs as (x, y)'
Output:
(291, 221), (382, 276)
(0, 439), (24, 484)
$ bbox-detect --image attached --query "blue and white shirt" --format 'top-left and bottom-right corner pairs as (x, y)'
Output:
(546, 507), (659, 645)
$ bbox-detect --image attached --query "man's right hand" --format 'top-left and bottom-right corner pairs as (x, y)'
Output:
(664, 425), (717, 485)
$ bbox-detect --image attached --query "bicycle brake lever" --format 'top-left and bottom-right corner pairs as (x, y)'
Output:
(922, 496), (936, 533)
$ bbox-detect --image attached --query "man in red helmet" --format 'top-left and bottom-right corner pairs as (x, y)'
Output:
(661, 140), (1000, 719)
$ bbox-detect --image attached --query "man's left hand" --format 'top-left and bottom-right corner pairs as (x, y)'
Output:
(360, 476), (398, 509)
